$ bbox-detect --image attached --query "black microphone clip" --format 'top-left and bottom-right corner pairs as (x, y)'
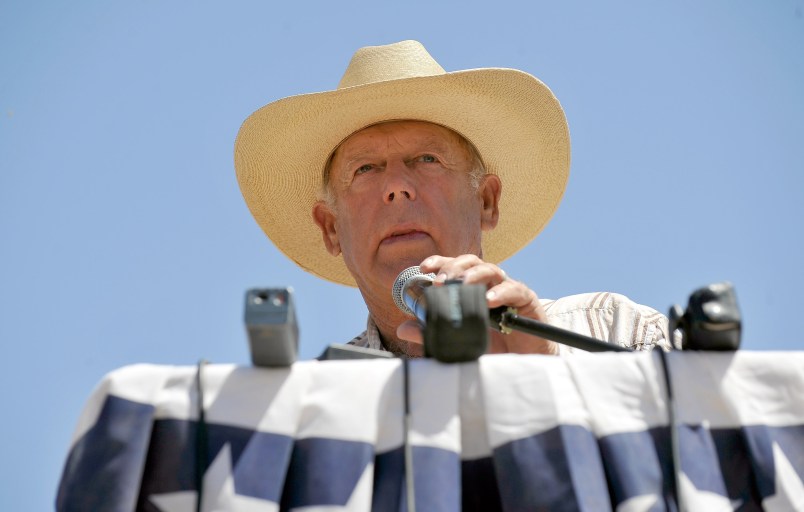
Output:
(422, 280), (490, 362)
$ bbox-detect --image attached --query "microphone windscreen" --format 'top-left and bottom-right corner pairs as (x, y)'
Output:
(392, 266), (434, 315)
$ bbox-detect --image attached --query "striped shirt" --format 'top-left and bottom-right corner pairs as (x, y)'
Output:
(347, 292), (672, 354)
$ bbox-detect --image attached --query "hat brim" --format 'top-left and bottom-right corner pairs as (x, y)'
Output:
(234, 68), (570, 286)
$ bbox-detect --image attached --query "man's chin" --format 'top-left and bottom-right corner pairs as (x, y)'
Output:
(386, 254), (434, 278)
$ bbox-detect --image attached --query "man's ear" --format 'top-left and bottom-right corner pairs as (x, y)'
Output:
(312, 201), (341, 256)
(478, 174), (501, 231)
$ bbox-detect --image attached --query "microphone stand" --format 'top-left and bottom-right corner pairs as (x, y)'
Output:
(494, 309), (633, 353)
(421, 283), (632, 362)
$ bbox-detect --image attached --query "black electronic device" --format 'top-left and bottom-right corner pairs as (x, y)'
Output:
(669, 282), (741, 351)
(318, 343), (394, 360)
(244, 287), (298, 367)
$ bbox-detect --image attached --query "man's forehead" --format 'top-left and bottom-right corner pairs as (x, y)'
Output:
(332, 121), (465, 159)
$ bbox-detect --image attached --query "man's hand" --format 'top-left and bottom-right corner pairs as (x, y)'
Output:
(396, 254), (559, 355)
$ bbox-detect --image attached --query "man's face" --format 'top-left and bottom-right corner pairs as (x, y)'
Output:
(313, 120), (499, 295)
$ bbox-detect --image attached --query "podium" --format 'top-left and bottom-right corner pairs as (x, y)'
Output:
(57, 352), (804, 511)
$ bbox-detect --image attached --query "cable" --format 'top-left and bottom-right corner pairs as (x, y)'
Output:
(194, 359), (209, 512)
(403, 357), (416, 512)
(657, 349), (683, 511)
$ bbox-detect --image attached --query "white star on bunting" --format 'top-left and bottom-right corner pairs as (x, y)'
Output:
(763, 441), (804, 512)
(678, 472), (733, 511)
(616, 493), (659, 512)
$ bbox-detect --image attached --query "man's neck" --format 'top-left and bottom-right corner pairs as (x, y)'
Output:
(363, 298), (424, 357)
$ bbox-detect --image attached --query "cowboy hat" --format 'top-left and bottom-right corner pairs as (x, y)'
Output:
(234, 40), (570, 286)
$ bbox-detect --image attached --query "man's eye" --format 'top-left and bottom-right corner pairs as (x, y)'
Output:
(419, 155), (437, 163)
(355, 164), (373, 175)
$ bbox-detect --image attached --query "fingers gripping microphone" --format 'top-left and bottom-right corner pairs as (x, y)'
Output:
(392, 266), (489, 362)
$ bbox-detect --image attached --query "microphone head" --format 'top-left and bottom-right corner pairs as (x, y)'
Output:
(392, 266), (435, 315)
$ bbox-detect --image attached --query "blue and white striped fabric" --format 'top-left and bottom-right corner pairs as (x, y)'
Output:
(57, 352), (804, 511)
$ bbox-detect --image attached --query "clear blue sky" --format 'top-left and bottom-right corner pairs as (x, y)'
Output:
(1, 0), (802, 508)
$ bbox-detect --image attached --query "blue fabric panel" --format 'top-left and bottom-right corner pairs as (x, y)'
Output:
(56, 395), (155, 512)
(677, 424), (729, 496)
(743, 425), (778, 499)
(461, 457), (502, 512)
(493, 425), (611, 512)
(231, 429), (295, 501)
(370, 446), (461, 512)
(410, 445), (461, 512)
(710, 428), (763, 511)
(770, 424), (804, 482)
(135, 419), (197, 511)
(599, 428), (673, 512)
(372, 448), (405, 512)
(743, 424), (804, 501)
(280, 437), (374, 509)
(563, 424), (611, 511)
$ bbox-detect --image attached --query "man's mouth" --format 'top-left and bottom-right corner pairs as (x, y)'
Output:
(381, 229), (429, 245)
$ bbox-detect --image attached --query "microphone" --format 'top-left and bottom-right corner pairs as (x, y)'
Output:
(392, 266), (437, 323)
(392, 266), (490, 362)
(393, 266), (508, 329)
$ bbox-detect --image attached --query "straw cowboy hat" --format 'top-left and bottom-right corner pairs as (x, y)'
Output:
(234, 40), (570, 286)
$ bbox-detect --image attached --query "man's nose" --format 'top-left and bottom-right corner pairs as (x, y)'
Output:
(383, 160), (416, 203)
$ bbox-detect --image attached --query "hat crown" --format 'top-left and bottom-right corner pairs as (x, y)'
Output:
(338, 40), (446, 89)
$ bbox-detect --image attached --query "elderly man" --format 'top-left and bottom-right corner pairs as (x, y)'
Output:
(235, 40), (670, 357)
